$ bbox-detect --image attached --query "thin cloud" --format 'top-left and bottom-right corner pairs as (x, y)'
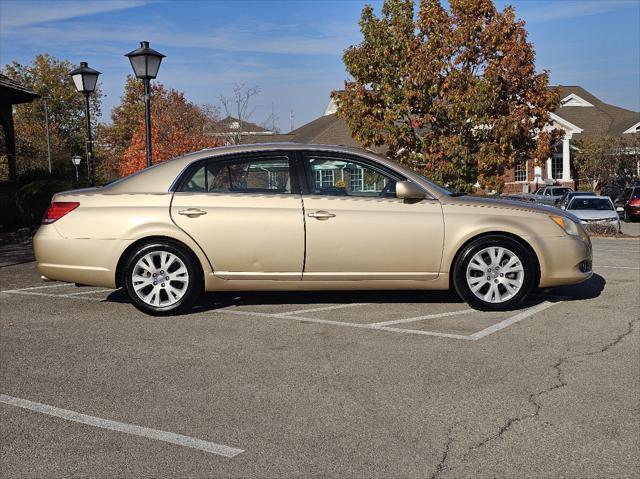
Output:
(0, 0), (157, 30)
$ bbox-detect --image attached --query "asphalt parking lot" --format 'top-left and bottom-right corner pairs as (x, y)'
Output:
(1, 236), (639, 478)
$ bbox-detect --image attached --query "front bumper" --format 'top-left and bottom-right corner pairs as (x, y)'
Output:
(531, 234), (593, 288)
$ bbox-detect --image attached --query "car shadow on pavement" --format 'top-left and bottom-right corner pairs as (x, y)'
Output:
(102, 273), (605, 314)
(194, 288), (466, 311)
(532, 273), (606, 304)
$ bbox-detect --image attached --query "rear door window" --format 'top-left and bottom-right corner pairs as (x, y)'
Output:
(179, 155), (294, 194)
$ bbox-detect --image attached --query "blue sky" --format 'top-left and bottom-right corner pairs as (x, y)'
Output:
(1, 0), (638, 132)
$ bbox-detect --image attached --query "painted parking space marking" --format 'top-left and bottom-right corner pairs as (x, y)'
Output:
(64, 288), (115, 296)
(0, 283), (70, 293)
(1, 290), (105, 301)
(469, 301), (555, 339)
(0, 394), (244, 458)
(594, 265), (640, 270)
(221, 302), (558, 340)
(276, 302), (372, 316)
(369, 309), (475, 327)
(2, 282), (561, 341)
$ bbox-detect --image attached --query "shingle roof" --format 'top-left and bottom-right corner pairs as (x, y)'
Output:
(215, 116), (271, 134)
(0, 73), (39, 104)
(552, 85), (639, 137)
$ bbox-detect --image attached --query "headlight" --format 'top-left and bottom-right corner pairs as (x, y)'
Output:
(550, 215), (581, 236)
(608, 217), (619, 222)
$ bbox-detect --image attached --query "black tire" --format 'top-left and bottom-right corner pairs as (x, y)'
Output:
(123, 240), (203, 316)
(452, 235), (537, 311)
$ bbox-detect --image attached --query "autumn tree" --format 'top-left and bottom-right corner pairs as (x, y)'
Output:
(119, 84), (221, 176)
(574, 134), (640, 192)
(96, 75), (144, 178)
(2, 54), (102, 176)
(333, 0), (562, 191)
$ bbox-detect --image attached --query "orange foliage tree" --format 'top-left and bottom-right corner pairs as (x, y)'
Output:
(119, 84), (220, 176)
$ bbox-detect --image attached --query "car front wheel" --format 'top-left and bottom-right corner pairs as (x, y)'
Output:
(453, 235), (537, 311)
(123, 241), (203, 316)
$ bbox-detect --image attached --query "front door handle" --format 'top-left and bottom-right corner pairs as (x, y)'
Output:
(178, 208), (207, 218)
(308, 210), (336, 220)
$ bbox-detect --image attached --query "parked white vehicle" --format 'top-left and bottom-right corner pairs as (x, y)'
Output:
(564, 195), (621, 233)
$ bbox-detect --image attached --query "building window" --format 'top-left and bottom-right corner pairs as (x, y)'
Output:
(515, 160), (528, 182)
(552, 154), (563, 179)
(350, 167), (364, 191)
(315, 169), (334, 189)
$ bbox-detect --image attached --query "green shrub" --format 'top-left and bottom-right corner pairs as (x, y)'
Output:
(16, 168), (67, 187)
(15, 178), (76, 225)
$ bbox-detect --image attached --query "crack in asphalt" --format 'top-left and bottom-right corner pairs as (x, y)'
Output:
(432, 317), (639, 477)
(430, 424), (455, 479)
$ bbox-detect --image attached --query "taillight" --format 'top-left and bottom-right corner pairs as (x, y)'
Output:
(629, 198), (640, 207)
(42, 202), (80, 224)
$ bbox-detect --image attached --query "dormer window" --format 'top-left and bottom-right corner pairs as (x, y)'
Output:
(230, 121), (240, 130)
(560, 93), (594, 107)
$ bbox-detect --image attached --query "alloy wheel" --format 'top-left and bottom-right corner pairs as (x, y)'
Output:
(465, 246), (525, 304)
(131, 251), (189, 307)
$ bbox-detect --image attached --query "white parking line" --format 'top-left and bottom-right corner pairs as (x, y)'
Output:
(594, 265), (640, 270)
(220, 309), (371, 329)
(276, 302), (371, 316)
(3, 283), (560, 340)
(372, 326), (475, 340)
(369, 309), (475, 327)
(65, 288), (114, 296)
(470, 301), (555, 339)
(0, 394), (244, 458)
(1, 291), (103, 301)
(0, 283), (70, 293)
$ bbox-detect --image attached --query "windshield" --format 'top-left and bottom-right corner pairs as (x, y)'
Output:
(412, 173), (455, 196)
(568, 198), (614, 211)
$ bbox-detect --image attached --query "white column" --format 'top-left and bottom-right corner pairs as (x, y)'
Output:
(562, 137), (571, 181)
(546, 158), (553, 179)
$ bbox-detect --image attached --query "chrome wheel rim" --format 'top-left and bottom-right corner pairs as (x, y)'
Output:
(132, 251), (189, 307)
(466, 246), (524, 304)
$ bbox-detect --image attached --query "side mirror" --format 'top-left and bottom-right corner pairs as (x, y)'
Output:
(396, 180), (426, 200)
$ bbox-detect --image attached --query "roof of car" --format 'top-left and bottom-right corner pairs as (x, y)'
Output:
(102, 143), (442, 196)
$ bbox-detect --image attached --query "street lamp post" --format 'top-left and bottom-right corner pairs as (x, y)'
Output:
(71, 155), (81, 182)
(125, 41), (165, 167)
(69, 62), (101, 185)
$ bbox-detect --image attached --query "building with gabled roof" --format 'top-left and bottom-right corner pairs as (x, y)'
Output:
(243, 86), (639, 192)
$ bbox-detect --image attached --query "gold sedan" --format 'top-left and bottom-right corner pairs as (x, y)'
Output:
(34, 144), (593, 315)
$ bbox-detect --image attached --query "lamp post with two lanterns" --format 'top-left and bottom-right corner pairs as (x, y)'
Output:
(69, 62), (101, 185)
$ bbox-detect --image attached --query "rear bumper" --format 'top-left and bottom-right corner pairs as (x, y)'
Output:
(626, 205), (640, 218)
(531, 234), (593, 287)
(33, 225), (132, 288)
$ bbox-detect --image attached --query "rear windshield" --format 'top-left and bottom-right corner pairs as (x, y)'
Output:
(568, 198), (613, 211)
(632, 188), (640, 199)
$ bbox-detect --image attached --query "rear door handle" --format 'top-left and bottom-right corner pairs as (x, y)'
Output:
(307, 210), (336, 220)
(178, 208), (207, 218)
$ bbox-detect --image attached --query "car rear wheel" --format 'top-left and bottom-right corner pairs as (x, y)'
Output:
(123, 241), (203, 316)
(453, 235), (536, 311)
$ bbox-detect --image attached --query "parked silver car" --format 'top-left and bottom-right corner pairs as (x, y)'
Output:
(564, 195), (621, 233)
(523, 186), (573, 206)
